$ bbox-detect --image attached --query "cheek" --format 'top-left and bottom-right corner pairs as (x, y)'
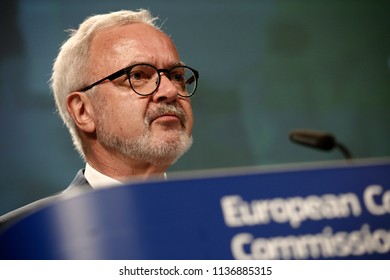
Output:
(103, 97), (148, 133)
(117, 107), (146, 131)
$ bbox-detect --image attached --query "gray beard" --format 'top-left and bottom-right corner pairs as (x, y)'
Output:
(95, 103), (193, 166)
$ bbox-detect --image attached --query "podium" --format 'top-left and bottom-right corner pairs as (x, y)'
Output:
(1, 159), (390, 259)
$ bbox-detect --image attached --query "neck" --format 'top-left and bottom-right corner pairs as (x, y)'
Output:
(85, 144), (169, 183)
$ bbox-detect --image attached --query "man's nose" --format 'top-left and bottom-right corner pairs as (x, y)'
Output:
(152, 75), (178, 103)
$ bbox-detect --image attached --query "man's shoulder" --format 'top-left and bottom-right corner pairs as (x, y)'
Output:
(0, 193), (62, 231)
(0, 169), (92, 231)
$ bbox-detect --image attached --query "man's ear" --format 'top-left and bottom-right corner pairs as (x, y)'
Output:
(66, 92), (96, 133)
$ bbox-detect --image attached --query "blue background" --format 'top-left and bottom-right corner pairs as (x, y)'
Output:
(1, 0), (390, 215)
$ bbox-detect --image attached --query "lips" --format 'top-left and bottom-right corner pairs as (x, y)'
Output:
(152, 114), (180, 123)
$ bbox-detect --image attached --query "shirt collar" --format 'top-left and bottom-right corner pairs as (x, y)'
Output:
(84, 163), (168, 189)
(84, 163), (123, 189)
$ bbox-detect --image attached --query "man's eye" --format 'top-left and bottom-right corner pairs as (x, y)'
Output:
(130, 71), (147, 80)
(171, 73), (185, 83)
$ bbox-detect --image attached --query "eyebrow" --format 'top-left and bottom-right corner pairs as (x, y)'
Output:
(125, 60), (186, 68)
(171, 61), (186, 67)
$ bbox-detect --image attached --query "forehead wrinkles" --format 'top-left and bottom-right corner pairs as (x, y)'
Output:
(88, 24), (180, 79)
(87, 31), (132, 78)
(112, 39), (138, 54)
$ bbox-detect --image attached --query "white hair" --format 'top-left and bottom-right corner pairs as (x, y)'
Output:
(50, 9), (159, 158)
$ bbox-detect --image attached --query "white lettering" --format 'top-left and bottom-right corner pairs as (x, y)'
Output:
(220, 195), (243, 227)
(231, 224), (390, 259)
(221, 192), (361, 229)
(364, 185), (390, 215)
(231, 233), (252, 259)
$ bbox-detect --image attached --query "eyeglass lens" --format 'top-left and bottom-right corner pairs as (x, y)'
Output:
(127, 65), (197, 97)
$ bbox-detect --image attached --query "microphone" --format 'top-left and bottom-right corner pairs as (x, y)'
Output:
(289, 129), (352, 159)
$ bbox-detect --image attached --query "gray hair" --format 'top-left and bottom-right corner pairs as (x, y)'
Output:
(50, 9), (159, 158)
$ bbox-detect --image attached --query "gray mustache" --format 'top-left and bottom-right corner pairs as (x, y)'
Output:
(146, 104), (187, 126)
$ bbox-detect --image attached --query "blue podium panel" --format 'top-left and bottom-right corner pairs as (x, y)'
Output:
(1, 159), (390, 259)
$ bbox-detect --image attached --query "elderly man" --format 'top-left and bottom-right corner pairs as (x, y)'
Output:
(0, 9), (199, 227)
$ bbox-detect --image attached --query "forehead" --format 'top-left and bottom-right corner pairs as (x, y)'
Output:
(89, 23), (180, 70)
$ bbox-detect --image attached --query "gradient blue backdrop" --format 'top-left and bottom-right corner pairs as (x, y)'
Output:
(1, 0), (389, 215)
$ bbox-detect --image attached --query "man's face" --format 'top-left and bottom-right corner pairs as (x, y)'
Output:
(87, 23), (194, 166)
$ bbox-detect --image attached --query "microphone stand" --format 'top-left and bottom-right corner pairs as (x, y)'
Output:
(335, 142), (352, 160)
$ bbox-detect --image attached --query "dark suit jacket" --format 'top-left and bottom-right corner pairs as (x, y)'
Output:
(0, 169), (93, 231)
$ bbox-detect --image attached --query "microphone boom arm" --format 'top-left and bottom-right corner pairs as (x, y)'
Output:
(289, 129), (353, 160)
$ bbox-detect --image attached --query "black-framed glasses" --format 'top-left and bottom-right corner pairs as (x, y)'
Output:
(78, 63), (199, 97)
